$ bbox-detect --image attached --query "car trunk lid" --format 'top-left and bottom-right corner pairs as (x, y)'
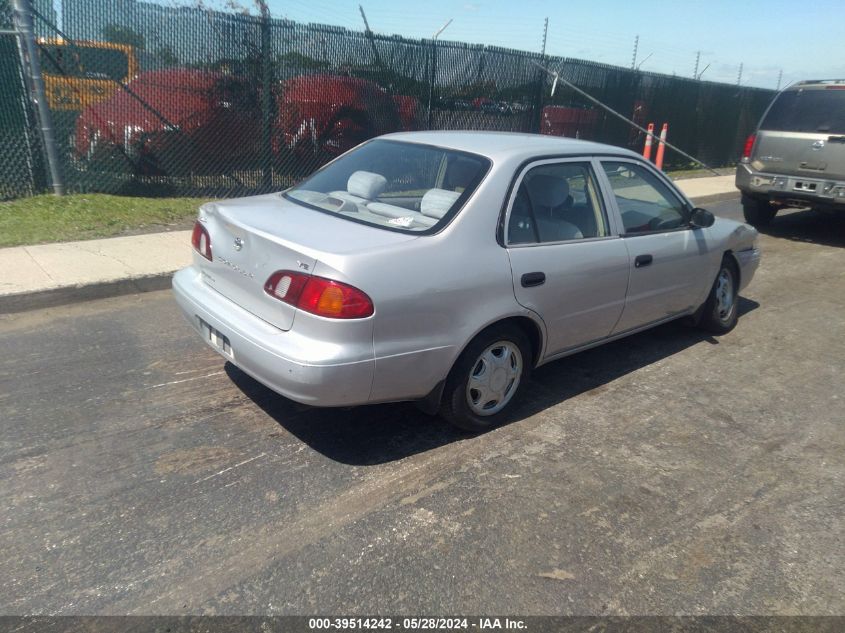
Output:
(195, 193), (415, 331)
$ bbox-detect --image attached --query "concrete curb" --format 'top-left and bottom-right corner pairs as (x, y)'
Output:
(0, 192), (742, 314)
(0, 273), (173, 314)
(691, 191), (741, 206)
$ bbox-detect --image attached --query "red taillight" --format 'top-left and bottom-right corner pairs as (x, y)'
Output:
(742, 133), (757, 160)
(191, 221), (212, 261)
(264, 270), (374, 319)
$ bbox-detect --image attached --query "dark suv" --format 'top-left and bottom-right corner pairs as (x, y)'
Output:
(736, 79), (845, 226)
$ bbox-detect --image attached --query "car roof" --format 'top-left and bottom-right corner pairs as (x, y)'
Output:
(789, 79), (845, 90)
(380, 130), (643, 163)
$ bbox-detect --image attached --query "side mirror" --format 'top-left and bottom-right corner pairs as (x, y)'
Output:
(690, 207), (715, 228)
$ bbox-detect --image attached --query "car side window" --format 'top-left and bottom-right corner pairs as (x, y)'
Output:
(601, 161), (689, 234)
(507, 162), (608, 245)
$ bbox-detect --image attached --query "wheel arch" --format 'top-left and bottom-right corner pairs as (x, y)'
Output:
(723, 249), (742, 288)
(461, 314), (545, 369)
(415, 313), (544, 416)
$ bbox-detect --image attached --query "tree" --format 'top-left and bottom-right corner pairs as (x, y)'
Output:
(156, 45), (180, 67)
(102, 25), (145, 51)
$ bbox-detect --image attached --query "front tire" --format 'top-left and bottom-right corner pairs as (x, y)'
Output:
(439, 325), (531, 432)
(698, 258), (739, 334)
(742, 196), (777, 227)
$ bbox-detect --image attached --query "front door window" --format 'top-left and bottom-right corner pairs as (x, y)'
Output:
(601, 162), (689, 234)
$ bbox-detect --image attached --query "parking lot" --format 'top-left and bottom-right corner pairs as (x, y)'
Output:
(1, 198), (842, 615)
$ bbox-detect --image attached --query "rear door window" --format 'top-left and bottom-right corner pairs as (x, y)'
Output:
(506, 161), (608, 245)
(760, 88), (845, 134)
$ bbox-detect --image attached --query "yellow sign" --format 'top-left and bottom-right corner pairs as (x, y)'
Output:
(37, 38), (138, 111)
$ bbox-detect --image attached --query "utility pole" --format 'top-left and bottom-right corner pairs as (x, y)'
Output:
(776, 69), (783, 91)
(427, 18), (452, 129)
(258, 0), (272, 191)
(736, 62), (743, 86)
(358, 5), (384, 72)
(693, 51), (700, 80)
(631, 34), (638, 70)
(359, 5), (372, 34)
(531, 59), (721, 175)
(13, 0), (64, 195)
(541, 17), (548, 58)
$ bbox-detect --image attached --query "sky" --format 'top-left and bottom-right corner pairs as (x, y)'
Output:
(235, 0), (845, 89)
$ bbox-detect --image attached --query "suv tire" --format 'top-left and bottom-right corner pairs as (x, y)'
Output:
(742, 196), (777, 227)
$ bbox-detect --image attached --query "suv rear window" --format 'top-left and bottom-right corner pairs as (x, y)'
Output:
(760, 88), (845, 134)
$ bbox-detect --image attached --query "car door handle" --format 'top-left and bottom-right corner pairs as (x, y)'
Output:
(634, 254), (653, 268)
(521, 272), (546, 287)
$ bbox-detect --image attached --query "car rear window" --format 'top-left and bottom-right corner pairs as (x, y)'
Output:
(760, 88), (845, 134)
(285, 140), (490, 233)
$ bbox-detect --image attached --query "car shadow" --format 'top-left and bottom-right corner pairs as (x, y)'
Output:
(226, 297), (760, 466)
(761, 208), (845, 248)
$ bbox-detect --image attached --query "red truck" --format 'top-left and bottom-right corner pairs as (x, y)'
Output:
(539, 105), (599, 139)
(75, 69), (261, 174)
(75, 70), (422, 174)
(277, 74), (421, 158)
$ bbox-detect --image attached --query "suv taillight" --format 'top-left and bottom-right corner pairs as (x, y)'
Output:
(264, 271), (374, 319)
(741, 133), (757, 162)
(191, 221), (212, 261)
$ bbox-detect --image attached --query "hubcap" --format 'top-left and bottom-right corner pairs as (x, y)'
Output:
(715, 268), (735, 322)
(466, 341), (523, 416)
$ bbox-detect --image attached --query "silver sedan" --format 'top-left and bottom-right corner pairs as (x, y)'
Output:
(173, 131), (760, 431)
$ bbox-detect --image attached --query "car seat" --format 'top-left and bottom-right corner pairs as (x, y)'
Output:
(524, 174), (583, 241)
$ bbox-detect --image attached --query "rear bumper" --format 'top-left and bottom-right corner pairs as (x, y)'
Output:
(736, 163), (845, 209)
(172, 267), (375, 407)
(735, 247), (761, 291)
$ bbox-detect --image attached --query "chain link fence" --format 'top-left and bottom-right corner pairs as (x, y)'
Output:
(0, 0), (45, 200)
(2, 0), (776, 199)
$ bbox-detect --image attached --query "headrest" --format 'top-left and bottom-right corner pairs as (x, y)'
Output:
(526, 174), (570, 209)
(347, 171), (387, 199)
(421, 188), (461, 219)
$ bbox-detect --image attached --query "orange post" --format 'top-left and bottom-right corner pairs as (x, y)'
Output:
(655, 123), (668, 170)
(642, 122), (654, 160)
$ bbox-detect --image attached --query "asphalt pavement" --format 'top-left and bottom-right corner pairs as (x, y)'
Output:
(1, 198), (843, 615)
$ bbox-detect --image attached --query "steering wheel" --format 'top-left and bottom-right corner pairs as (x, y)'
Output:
(647, 214), (678, 231)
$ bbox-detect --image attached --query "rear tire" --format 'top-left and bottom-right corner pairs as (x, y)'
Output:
(742, 196), (777, 227)
(439, 325), (531, 433)
(698, 257), (739, 334)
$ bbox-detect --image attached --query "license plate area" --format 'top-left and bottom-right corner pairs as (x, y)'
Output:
(198, 317), (233, 358)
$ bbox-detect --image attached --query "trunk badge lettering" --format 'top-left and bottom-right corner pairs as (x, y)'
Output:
(297, 260), (310, 270)
(233, 237), (244, 251)
(217, 256), (254, 279)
